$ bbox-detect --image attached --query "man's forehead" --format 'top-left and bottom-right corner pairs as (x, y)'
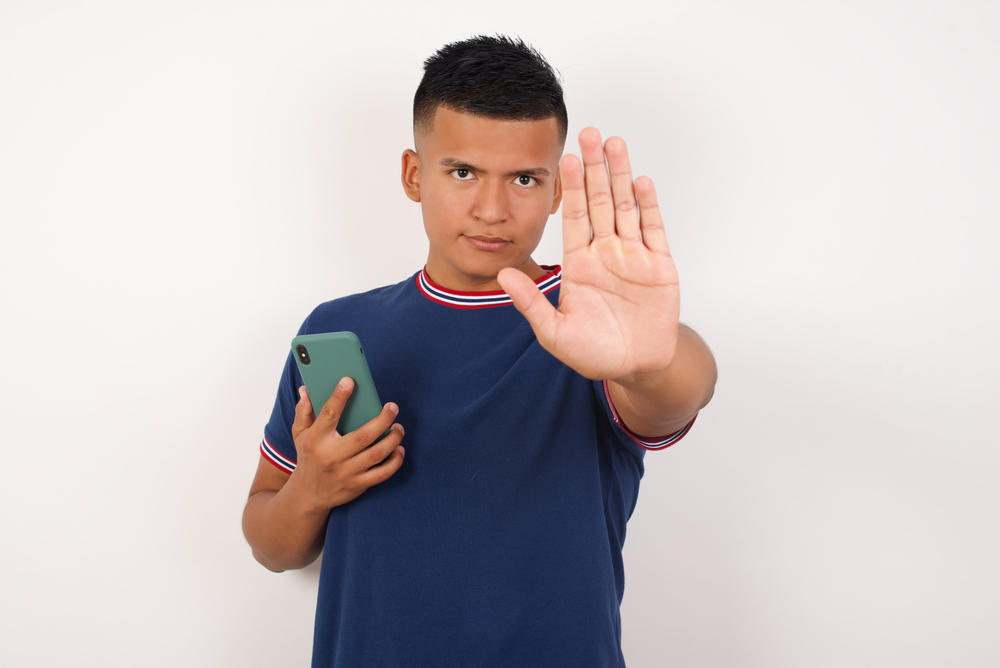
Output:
(415, 106), (563, 162)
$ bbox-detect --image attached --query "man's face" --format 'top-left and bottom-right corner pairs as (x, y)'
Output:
(402, 106), (564, 291)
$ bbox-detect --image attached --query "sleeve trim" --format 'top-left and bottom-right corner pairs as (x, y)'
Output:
(602, 379), (697, 451)
(260, 436), (296, 473)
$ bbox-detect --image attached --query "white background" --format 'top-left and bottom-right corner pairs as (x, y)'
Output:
(2, 1), (997, 666)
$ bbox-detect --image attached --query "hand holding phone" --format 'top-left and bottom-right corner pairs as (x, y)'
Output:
(287, 332), (405, 510)
(289, 380), (405, 510)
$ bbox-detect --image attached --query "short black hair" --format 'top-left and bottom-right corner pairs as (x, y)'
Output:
(413, 35), (567, 145)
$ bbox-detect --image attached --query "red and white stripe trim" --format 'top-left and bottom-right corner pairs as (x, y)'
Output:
(260, 436), (296, 473)
(602, 379), (696, 450)
(416, 265), (561, 309)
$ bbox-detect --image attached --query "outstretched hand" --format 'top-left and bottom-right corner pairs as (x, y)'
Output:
(498, 127), (680, 381)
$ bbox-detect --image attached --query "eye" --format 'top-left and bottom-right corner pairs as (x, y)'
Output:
(451, 169), (473, 180)
(515, 175), (537, 187)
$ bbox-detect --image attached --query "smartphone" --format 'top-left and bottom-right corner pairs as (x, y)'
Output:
(291, 331), (387, 436)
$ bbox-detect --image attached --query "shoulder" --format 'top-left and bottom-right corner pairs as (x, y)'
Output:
(300, 273), (419, 334)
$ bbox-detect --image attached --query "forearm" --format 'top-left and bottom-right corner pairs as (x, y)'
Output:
(242, 472), (330, 572)
(609, 324), (717, 436)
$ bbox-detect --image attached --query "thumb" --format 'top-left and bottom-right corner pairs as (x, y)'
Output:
(497, 267), (559, 347)
(291, 385), (315, 440)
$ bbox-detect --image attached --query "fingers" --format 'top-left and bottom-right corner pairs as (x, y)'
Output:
(604, 137), (640, 243)
(559, 154), (590, 253)
(291, 385), (316, 440)
(291, 380), (406, 508)
(579, 127), (616, 239)
(351, 423), (405, 476)
(311, 377), (354, 434)
(307, 378), (400, 461)
(567, 129), (645, 249)
(344, 412), (405, 490)
(354, 439), (405, 490)
(497, 267), (559, 348)
(344, 401), (401, 457)
(635, 176), (671, 255)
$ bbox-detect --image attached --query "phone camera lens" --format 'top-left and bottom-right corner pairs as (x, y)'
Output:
(296, 345), (311, 365)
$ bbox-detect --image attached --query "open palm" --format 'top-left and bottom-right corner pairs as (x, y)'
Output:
(499, 128), (680, 381)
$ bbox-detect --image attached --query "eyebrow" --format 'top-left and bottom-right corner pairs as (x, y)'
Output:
(439, 157), (550, 178)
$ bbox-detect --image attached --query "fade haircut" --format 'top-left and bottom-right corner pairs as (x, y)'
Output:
(413, 35), (568, 145)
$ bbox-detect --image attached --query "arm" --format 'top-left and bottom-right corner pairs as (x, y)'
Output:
(242, 379), (406, 572)
(243, 456), (327, 572)
(607, 324), (716, 438)
(498, 128), (716, 440)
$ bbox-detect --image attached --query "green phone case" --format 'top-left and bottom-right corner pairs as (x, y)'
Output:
(291, 331), (386, 436)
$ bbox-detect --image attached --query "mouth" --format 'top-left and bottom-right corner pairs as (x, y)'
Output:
(464, 235), (511, 252)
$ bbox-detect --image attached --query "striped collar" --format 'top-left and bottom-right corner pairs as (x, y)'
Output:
(415, 265), (561, 309)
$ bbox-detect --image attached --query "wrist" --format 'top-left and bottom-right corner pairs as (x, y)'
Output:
(611, 359), (678, 395)
(607, 325), (716, 432)
(283, 467), (336, 519)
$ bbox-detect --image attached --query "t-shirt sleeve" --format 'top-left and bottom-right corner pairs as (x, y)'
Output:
(592, 379), (696, 455)
(260, 348), (303, 474)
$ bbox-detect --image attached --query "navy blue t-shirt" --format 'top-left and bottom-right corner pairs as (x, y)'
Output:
(261, 266), (693, 667)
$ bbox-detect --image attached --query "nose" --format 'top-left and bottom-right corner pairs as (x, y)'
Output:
(472, 179), (509, 224)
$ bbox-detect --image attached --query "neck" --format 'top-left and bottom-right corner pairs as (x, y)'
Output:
(424, 256), (545, 292)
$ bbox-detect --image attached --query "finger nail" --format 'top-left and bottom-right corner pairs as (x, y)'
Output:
(340, 378), (351, 390)
(388, 403), (399, 415)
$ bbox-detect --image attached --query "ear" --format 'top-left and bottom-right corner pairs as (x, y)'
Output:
(401, 149), (421, 203)
(549, 165), (563, 214)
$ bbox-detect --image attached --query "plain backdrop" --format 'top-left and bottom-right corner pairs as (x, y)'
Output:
(1, 1), (997, 666)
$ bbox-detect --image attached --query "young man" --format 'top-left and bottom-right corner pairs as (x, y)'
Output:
(243, 36), (716, 666)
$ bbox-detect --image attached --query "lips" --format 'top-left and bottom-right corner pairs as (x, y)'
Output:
(464, 235), (510, 251)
